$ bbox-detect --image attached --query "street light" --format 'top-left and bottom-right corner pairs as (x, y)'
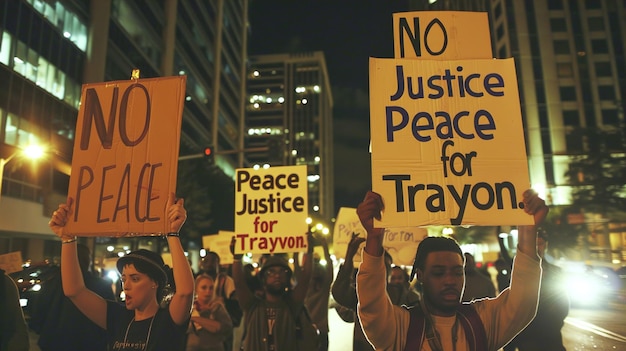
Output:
(0, 144), (46, 198)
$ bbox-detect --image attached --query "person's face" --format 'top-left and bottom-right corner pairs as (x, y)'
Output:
(389, 267), (406, 287)
(537, 237), (547, 258)
(196, 277), (215, 303)
(263, 266), (290, 296)
(121, 263), (157, 310)
(201, 255), (219, 276)
(418, 251), (464, 316)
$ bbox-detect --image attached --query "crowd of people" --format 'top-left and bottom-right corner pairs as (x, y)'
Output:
(1, 187), (570, 351)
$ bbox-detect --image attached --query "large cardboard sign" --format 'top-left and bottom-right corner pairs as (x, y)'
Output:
(65, 76), (186, 236)
(393, 11), (492, 60)
(369, 58), (531, 227)
(332, 207), (427, 266)
(234, 165), (308, 254)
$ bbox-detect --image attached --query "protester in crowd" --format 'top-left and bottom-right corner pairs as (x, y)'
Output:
(30, 243), (115, 351)
(48, 193), (194, 350)
(461, 252), (497, 302)
(230, 233), (315, 350)
(0, 268), (29, 351)
(332, 232), (418, 351)
(303, 235), (334, 351)
(199, 251), (239, 351)
(186, 274), (233, 351)
(356, 189), (547, 350)
(387, 266), (420, 306)
(331, 232), (371, 351)
(504, 229), (569, 351)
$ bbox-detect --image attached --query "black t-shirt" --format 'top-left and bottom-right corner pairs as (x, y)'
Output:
(106, 301), (187, 351)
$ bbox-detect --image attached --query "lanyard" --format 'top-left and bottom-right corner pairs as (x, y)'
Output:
(419, 298), (459, 351)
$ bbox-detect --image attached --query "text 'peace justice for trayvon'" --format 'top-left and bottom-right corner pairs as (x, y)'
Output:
(381, 65), (524, 225)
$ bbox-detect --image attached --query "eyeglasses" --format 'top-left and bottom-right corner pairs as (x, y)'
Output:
(264, 267), (289, 277)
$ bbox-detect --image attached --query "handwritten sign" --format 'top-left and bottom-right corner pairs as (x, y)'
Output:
(393, 11), (492, 60)
(370, 58), (531, 228)
(332, 207), (427, 266)
(202, 231), (237, 265)
(234, 165), (308, 254)
(0, 251), (24, 274)
(65, 76), (186, 236)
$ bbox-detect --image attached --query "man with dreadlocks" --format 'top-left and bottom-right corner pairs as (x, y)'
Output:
(355, 189), (548, 351)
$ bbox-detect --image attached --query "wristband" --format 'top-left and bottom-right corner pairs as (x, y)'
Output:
(62, 237), (77, 244)
(166, 232), (180, 237)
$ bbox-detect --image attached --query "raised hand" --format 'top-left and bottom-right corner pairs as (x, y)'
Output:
(357, 191), (385, 238)
(167, 192), (187, 233)
(48, 197), (74, 240)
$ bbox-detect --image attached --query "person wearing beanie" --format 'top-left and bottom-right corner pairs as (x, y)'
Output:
(230, 233), (316, 351)
(49, 192), (195, 351)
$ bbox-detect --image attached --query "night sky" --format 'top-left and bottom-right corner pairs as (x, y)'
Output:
(248, 0), (411, 214)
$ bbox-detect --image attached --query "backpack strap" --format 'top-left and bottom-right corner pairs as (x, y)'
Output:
(404, 303), (487, 351)
(403, 305), (426, 351)
(456, 304), (488, 351)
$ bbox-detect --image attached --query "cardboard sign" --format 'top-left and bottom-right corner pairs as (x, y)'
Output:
(234, 165), (308, 254)
(65, 76), (186, 236)
(332, 207), (427, 266)
(369, 58), (531, 227)
(202, 231), (237, 265)
(393, 11), (492, 60)
(0, 251), (24, 274)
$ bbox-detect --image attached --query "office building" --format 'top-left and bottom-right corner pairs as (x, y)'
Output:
(0, 0), (248, 266)
(246, 52), (335, 225)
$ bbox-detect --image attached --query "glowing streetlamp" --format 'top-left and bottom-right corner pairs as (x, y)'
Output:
(0, 144), (46, 198)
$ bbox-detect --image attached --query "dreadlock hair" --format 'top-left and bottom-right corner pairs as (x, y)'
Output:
(409, 236), (463, 282)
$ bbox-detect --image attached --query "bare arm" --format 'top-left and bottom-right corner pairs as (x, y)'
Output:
(50, 198), (108, 329)
(166, 193), (195, 326)
(517, 189), (549, 259)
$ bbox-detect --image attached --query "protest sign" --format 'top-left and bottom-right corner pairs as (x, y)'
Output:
(369, 57), (531, 227)
(234, 165), (308, 254)
(332, 207), (427, 266)
(202, 231), (237, 265)
(393, 11), (492, 60)
(65, 76), (186, 236)
(0, 251), (24, 274)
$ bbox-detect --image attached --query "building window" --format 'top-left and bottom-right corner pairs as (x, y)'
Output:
(0, 31), (11, 65)
(550, 18), (567, 32)
(598, 85), (616, 100)
(496, 24), (504, 39)
(595, 62), (612, 76)
(602, 109), (619, 125)
(585, 0), (602, 9)
(591, 39), (609, 54)
(563, 110), (580, 126)
(553, 40), (570, 54)
(565, 131), (583, 153)
(587, 17), (604, 31)
(548, 0), (564, 10)
(557, 63), (573, 77)
(3, 114), (40, 148)
(560, 86), (577, 101)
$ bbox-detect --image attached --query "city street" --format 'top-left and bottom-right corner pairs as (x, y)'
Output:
(26, 303), (626, 351)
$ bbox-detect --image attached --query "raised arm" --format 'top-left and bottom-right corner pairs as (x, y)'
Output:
(292, 232), (314, 302)
(358, 191), (385, 257)
(230, 236), (255, 307)
(517, 189), (549, 259)
(165, 193), (195, 325)
(49, 198), (108, 329)
(331, 232), (364, 309)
